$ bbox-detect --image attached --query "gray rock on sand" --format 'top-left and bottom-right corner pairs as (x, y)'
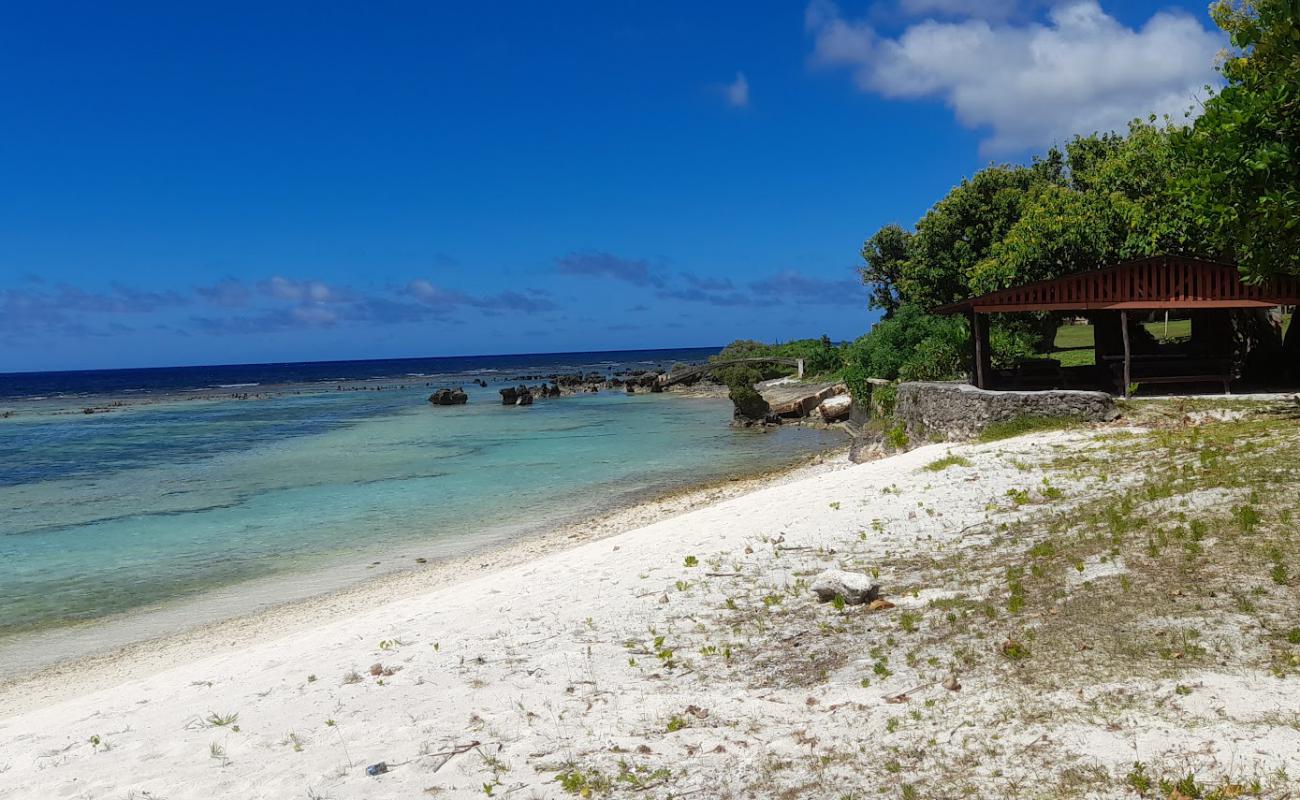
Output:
(810, 569), (880, 605)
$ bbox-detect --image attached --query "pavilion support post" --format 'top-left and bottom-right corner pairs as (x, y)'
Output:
(971, 311), (990, 389)
(966, 310), (978, 386)
(1120, 310), (1132, 398)
(1281, 305), (1299, 382)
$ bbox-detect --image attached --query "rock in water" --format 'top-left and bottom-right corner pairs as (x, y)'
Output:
(810, 570), (880, 605)
(428, 388), (468, 405)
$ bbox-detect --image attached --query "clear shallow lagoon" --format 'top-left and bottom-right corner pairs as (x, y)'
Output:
(0, 352), (842, 659)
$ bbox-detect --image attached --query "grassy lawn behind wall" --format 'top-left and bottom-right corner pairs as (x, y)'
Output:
(1049, 317), (1193, 368)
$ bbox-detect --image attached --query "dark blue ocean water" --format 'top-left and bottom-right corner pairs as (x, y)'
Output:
(0, 347), (722, 400)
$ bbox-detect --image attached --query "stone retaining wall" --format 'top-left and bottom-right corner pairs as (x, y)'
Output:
(895, 381), (1118, 441)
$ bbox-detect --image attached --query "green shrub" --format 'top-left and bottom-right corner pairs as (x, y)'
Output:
(924, 454), (972, 471)
(722, 365), (770, 420)
(728, 385), (769, 420)
(711, 336), (843, 382)
(886, 422), (910, 450)
(978, 414), (1085, 442)
(840, 363), (870, 401)
(775, 335), (843, 376)
(988, 320), (1040, 369)
(869, 383), (897, 417)
(898, 331), (967, 381)
(841, 305), (968, 386)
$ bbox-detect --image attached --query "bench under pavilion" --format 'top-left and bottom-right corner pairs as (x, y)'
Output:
(933, 256), (1300, 397)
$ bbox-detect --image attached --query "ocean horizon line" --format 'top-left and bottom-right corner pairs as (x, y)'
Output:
(0, 343), (725, 379)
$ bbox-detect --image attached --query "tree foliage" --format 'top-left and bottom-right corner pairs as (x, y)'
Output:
(859, 224), (911, 317)
(860, 119), (1215, 316)
(1176, 0), (1300, 279)
(897, 165), (1049, 309)
(710, 337), (843, 383)
(840, 305), (969, 390)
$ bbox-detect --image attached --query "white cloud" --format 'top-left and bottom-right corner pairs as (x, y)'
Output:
(805, 1), (876, 63)
(290, 306), (339, 326)
(807, 0), (1224, 153)
(726, 71), (750, 108)
(260, 276), (349, 304)
(406, 279), (460, 305)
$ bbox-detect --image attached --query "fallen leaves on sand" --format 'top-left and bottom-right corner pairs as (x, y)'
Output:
(684, 704), (709, 719)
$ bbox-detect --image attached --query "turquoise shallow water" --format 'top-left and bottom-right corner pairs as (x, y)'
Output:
(0, 382), (840, 650)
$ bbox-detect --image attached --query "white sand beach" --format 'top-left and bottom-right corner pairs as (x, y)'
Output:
(2, 425), (1298, 799)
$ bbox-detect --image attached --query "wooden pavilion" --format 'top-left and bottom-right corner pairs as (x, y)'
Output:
(934, 256), (1300, 396)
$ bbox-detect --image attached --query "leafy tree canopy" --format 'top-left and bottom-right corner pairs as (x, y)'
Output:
(1176, 0), (1300, 280)
(896, 164), (1050, 309)
(860, 118), (1221, 313)
(859, 224), (911, 317)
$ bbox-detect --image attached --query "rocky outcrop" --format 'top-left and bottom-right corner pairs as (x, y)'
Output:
(500, 385), (535, 406)
(810, 570), (880, 605)
(760, 381), (847, 419)
(895, 381), (1118, 441)
(553, 372), (610, 395)
(428, 388), (468, 406)
(818, 394), (851, 422)
(847, 422), (908, 463)
(627, 371), (662, 388)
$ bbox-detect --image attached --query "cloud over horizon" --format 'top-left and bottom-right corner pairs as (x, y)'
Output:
(726, 71), (750, 108)
(2, 258), (864, 345)
(807, 0), (1224, 153)
(749, 270), (862, 306)
(555, 251), (667, 288)
(0, 283), (191, 343)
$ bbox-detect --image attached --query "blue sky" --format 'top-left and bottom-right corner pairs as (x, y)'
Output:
(0, 1), (1224, 372)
